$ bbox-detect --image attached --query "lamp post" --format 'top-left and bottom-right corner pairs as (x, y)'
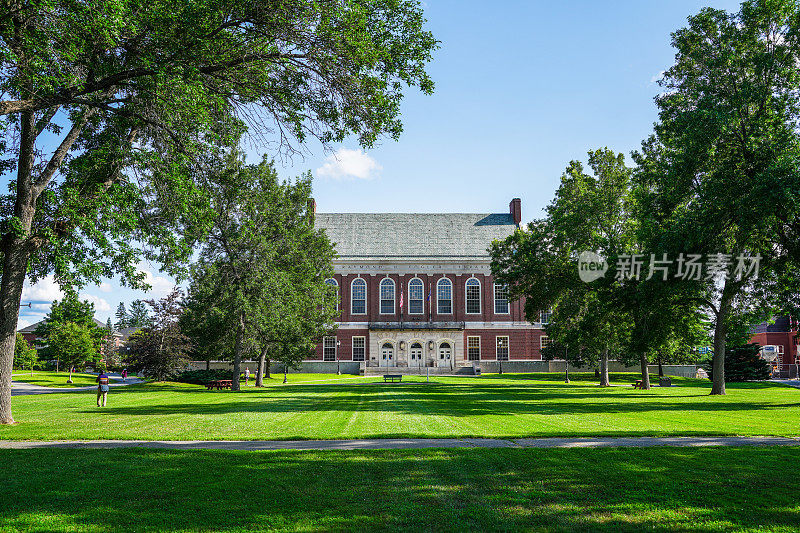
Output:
(336, 340), (341, 375)
(498, 337), (505, 375)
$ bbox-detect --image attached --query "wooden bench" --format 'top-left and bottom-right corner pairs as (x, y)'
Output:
(383, 374), (402, 383)
(632, 380), (645, 389)
(206, 379), (233, 391)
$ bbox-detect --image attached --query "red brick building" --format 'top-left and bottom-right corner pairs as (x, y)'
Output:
(311, 199), (547, 371)
(748, 316), (799, 377)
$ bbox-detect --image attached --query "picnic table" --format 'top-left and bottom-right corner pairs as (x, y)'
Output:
(383, 374), (402, 383)
(206, 379), (233, 391)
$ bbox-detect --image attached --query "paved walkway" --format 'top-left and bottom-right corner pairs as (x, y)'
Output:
(1, 436), (798, 451)
(11, 373), (144, 396)
(772, 379), (800, 389)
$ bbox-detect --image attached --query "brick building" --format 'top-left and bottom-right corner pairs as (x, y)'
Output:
(749, 316), (799, 377)
(311, 199), (547, 371)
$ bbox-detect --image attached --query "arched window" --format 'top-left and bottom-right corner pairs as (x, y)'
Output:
(351, 278), (366, 315)
(408, 278), (424, 314)
(465, 277), (481, 314)
(325, 278), (339, 311)
(494, 283), (509, 314)
(379, 278), (395, 314)
(437, 277), (452, 314)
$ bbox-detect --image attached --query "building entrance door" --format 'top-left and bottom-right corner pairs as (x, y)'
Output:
(410, 342), (423, 368)
(438, 342), (452, 369)
(381, 342), (395, 367)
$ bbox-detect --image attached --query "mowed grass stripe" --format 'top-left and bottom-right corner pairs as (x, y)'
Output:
(1, 373), (798, 441)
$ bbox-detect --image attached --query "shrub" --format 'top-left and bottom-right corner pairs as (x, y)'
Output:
(706, 343), (771, 382)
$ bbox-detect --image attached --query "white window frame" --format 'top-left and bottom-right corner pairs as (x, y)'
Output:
(352, 336), (366, 362)
(351, 278), (367, 315)
(496, 335), (510, 361)
(437, 277), (453, 315)
(540, 335), (554, 350)
(379, 277), (395, 315)
(539, 308), (552, 325)
(467, 336), (481, 361)
(465, 277), (482, 314)
(323, 336), (337, 362)
(493, 283), (509, 314)
(325, 278), (339, 311)
(408, 277), (424, 315)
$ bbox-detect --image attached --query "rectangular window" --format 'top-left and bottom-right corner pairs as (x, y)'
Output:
(540, 336), (554, 350)
(496, 336), (509, 361)
(437, 280), (452, 314)
(323, 336), (336, 361)
(494, 284), (509, 314)
(539, 309), (552, 325)
(352, 336), (365, 362)
(467, 336), (481, 361)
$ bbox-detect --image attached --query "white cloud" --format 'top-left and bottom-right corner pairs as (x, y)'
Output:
(137, 264), (175, 298)
(17, 318), (32, 330)
(22, 275), (64, 303)
(80, 293), (111, 313)
(316, 148), (382, 180)
(98, 282), (112, 293)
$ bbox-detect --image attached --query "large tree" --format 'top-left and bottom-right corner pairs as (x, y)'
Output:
(0, 0), (437, 423)
(123, 288), (190, 381)
(492, 149), (636, 387)
(35, 292), (104, 353)
(633, 0), (800, 394)
(184, 155), (337, 391)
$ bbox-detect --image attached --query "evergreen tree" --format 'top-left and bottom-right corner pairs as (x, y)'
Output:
(114, 303), (129, 329)
(128, 300), (152, 328)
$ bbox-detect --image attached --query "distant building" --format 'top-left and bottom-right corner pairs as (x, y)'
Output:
(749, 316), (799, 377)
(311, 199), (548, 371)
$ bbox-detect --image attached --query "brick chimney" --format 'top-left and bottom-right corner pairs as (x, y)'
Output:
(509, 198), (522, 227)
(307, 198), (317, 223)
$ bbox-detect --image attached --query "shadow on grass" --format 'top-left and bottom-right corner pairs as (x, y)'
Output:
(83, 380), (800, 419)
(0, 447), (798, 532)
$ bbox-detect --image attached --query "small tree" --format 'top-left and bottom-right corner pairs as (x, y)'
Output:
(124, 289), (190, 381)
(48, 322), (97, 383)
(13, 334), (39, 376)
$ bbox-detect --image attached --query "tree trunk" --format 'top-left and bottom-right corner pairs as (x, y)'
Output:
(68, 367), (73, 384)
(658, 356), (664, 377)
(711, 280), (735, 395)
(639, 352), (650, 389)
(206, 358), (210, 371)
(231, 312), (245, 392)
(265, 357), (270, 379)
(255, 345), (267, 387)
(564, 361), (570, 384)
(599, 349), (610, 386)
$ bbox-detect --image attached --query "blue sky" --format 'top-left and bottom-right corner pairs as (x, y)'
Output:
(18, 0), (742, 329)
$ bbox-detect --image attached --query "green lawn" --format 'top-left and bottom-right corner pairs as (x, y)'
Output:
(10, 370), (104, 388)
(2, 373), (798, 441)
(1, 446), (798, 531)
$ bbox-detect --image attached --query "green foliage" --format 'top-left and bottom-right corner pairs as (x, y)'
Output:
(12, 334), (38, 371)
(47, 322), (98, 372)
(123, 290), (190, 382)
(127, 300), (152, 328)
(706, 344), (771, 383)
(114, 303), (128, 329)
(182, 154), (337, 389)
(35, 293), (104, 353)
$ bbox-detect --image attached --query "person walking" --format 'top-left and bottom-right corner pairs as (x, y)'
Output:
(244, 367), (250, 386)
(121, 368), (127, 382)
(96, 371), (110, 407)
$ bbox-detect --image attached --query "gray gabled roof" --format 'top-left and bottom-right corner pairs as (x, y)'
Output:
(18, 317), (107, 334)
(314, 213), (517, 260)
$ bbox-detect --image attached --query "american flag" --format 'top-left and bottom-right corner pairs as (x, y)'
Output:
(399, 283), (404, 309)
